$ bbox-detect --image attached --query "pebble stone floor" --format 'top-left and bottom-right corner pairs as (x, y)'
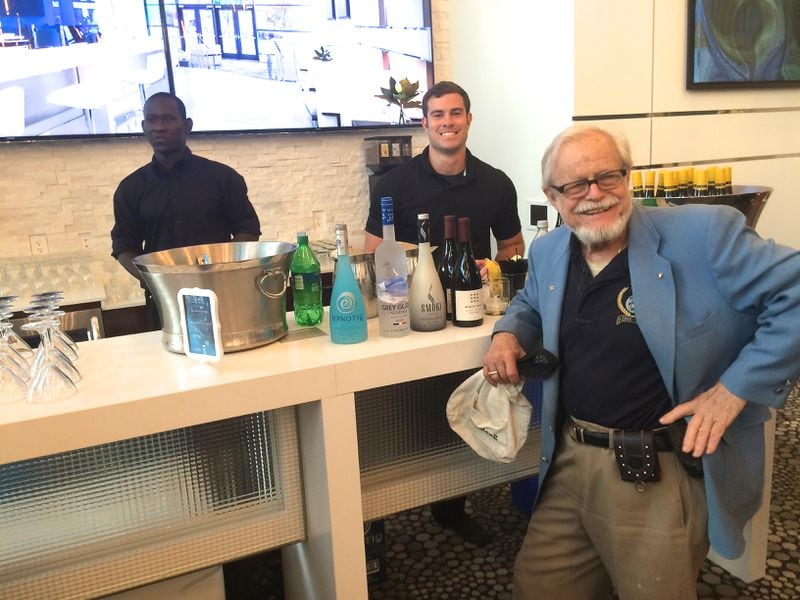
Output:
(224, 385), (800, 599)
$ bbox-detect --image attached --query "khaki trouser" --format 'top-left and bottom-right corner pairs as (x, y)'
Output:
(513, 418), (709, 600)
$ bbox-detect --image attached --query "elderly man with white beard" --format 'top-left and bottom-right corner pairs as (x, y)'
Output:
(482, 125), (800, 599)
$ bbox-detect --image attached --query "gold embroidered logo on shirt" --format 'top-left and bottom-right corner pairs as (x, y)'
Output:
(616, 286), (637, 325)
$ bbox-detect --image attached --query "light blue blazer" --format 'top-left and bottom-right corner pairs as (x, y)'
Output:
(495, 203), (800, 559)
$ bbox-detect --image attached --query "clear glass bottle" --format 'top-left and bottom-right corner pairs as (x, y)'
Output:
(374, 196), (410, 337)
(437, 215), (457, 321)
(290, 231), (323, 327)
(409, 213), (446, 332)
(452, 217), (483, 328)
(534, 219), (549, 240)
(329, 224), (367, 344)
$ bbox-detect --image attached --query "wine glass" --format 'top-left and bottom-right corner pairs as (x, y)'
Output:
(22, 317), (77, 403)
(28, 292), (79, 360)
(0, 360), (27, 404)
(0, 296), (33, 360)
(0, 322), (29, 404)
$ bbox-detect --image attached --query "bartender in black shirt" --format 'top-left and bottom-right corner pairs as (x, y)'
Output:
(111, 92), (261, 327)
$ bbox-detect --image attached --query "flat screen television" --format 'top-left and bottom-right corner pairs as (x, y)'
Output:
(687, 0), (800, 90)
(0, 0), (434, 141)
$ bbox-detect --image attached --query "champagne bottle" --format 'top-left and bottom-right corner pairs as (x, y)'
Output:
(437, 215), (457, 320)
(290, 231), (323, 327)
(641, 170), (657, 206)
(721, 166), (733, 195)
(707, 166), (718, 196)
(678, 168), (689, 197)
(409, 213), (446, 332)
(452, 217), (483, 328)
(374, 196), (410, 337)
(693, 168), (708, 197)
(631, 170), (643, 199)
(643, 170), (656, 198)
(329, 224), (367, 344)
(655, 171), (666, 197)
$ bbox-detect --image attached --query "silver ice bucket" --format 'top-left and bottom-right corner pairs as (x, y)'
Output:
(133, 241), (296, 353)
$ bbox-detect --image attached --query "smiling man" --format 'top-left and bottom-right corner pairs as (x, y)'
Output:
(483, 125), (800, 598)
(111, 92), (260, 328)
(363, 81), (523, 545)
(364, 80), (524, 261)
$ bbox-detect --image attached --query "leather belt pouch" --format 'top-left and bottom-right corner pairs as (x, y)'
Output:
(612, 430), (661, 483)
(665, 420), (704, 479)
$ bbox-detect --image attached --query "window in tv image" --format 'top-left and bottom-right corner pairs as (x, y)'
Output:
(0, 0), (434, 140)
(687, 0), (800, 89)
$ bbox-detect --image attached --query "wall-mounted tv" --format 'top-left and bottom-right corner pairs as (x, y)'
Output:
(687, 0), (800, 90)
(0, 0), (434, 141)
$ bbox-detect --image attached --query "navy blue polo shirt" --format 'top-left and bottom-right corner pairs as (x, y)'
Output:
(365, 147), (521, 261)
(558, 235), (672, 429)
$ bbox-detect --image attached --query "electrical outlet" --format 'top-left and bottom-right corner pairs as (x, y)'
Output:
(29, 234), (49, 256)
(312, 210), (326, 230)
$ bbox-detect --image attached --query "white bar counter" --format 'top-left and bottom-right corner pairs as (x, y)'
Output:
(0, 313), (497, 600)
(0, 314), (496, 464)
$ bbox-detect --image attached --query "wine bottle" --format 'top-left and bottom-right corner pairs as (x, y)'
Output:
(290, 231), (323, 327)
(409, 213), (446, 332)
(437, 215), (457, 320)
(452, 217), (483, 328)
(374, 196), (410, 337)
(329, 224), (367, 344)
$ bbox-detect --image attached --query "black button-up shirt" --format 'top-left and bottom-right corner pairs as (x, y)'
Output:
(111, 148), (261, 258)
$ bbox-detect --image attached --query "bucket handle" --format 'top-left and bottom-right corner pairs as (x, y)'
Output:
(257, 269), (288, 299)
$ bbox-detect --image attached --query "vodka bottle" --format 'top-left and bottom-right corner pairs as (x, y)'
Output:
(329, 224), (367, 344)
(409, 213), (446, 331)
(452, 217), (483, 328)
(290, 231), (323, 326)
(374, 197), (410, 337)
(437, 215), (457, 320)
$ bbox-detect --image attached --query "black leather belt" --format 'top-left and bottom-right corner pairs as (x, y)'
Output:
(569, 422), (674, 452)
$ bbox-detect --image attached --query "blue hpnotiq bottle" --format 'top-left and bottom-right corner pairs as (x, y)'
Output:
(329, 223), (368, 344)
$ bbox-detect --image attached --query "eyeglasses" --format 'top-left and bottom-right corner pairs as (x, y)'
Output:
(550, 169), (627, 199)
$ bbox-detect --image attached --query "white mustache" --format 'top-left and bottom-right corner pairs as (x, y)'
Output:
(573, 198), (619, 215)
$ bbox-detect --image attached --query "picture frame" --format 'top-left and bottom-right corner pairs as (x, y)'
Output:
(686, 0), (800, 89)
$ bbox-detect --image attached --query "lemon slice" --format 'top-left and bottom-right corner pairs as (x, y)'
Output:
(485, 259), (503, 295)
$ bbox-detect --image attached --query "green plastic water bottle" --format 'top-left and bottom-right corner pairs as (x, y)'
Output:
(290, 231), (323, 326)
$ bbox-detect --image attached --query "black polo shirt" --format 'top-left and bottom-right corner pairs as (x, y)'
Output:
(111, 148), (261, 258)
(558, 235), (672, 429)
(365, 147), (521, 260)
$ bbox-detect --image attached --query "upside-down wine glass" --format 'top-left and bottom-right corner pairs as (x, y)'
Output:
(21, 316), (77, 403)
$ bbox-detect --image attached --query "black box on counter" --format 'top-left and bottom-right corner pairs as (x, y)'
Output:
(364, 519), (387, 583)
(364, 136), (413, 174)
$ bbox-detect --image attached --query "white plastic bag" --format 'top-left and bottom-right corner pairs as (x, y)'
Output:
(446, 370), (531, 463)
